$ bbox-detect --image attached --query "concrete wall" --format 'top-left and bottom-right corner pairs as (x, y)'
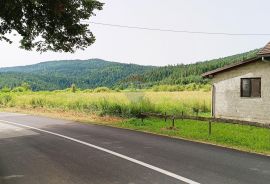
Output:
(212, 59), (270, 125)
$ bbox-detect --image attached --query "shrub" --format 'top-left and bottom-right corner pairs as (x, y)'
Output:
(0, 94), (12, 106)
(30, 98), (46, 108)
(12, 87), (25, 92)
(128, 97), (156, 116)
(83, 89), (94, 93)
(185, 83), (198, 91)
(1, 86), (11, 93)
(21, 82), (31, 91)
(151, 84), (209, 92)
(71, 84), (77, 93)
(202, 84), (212, 92)
(94, 87), (111, 93)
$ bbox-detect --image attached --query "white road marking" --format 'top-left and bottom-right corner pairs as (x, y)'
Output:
(0, 123), (38, 139)
(0, 120), (200, 184)
(0, 112), (27, 117)
(3, 175), (24, 180)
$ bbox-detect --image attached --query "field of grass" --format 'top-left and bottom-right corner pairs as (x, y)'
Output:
(116, 118), (270, 155)
(0, 90), (211, 117)
(0, 90), (269, 155)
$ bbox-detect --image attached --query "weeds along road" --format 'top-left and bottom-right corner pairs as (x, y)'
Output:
(0, 112), (269, 184)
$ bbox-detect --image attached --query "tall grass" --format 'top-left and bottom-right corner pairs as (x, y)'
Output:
(0, 91), (211, 117)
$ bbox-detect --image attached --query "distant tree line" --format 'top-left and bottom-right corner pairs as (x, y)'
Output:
(118, 49), (259, 88)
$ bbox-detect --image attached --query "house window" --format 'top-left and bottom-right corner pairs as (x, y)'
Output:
(241, 78), (261, 97)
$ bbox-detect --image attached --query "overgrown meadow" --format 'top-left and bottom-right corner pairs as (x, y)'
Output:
(0, 90), (211, 117)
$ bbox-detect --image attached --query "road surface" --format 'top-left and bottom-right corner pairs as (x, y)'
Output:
(0, 112), (269, 184)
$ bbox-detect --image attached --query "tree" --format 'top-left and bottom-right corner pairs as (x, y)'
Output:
(0, 0), (103, 52)
(21, 82), (31, 91)
(71, 83), (77, 93)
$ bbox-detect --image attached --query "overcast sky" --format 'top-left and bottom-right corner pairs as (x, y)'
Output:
(1, 0), (270, 68)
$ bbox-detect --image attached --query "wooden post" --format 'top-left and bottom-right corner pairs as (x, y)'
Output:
(165, 112), (167, 122)
(172, 116), (175, 128)
(209, 121), (212, 135)
(181, 111), (184, 120)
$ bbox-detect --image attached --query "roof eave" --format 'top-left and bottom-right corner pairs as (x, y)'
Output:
(202, 56), (262, 78)
(259, 54), (270, 58)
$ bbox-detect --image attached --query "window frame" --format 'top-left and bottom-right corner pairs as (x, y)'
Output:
(240, 77), (261, 98)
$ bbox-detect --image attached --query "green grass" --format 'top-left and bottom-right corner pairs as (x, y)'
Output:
(1, 90), (269, 155)
(116, 118), (270, 155)
(0, 91), (211, 117)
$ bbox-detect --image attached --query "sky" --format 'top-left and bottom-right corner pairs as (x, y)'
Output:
(1, 0), (270, 68)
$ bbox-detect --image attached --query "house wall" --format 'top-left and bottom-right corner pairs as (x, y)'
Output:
(212, 59), (270, 125)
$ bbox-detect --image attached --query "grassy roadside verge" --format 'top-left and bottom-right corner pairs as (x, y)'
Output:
(1, 107), (269, 156)
(118, 118), (270, 155)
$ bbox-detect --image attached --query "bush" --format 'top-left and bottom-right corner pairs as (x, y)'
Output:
(202, 84), (212, 92)
(12, 87), (25, 92)
(21, 82), (31, 91)
(71, 84), (77, 93)
(151, 84), (209, 92)
(0, 94), (12, 106)
(30, 98), (46, 108)
(1, 86), (11, 93)
(82, 89), (94, 93)
(94, 87), (111, 93)
(98, 99), (123, 116)
(185, 83), (198, 91)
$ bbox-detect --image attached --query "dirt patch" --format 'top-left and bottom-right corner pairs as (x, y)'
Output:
(0, 107), (125, 125)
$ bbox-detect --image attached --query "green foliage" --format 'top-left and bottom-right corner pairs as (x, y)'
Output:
(152, 85), (183, 92)
(30, 98), (46, 108)
(70, 84), (77, 93)
(82, 89), (94, 93)
(94, 87), (111, 93)
(118, 118), (270, 154)
(137, 49), (259, 86)
(10, 82), (31, 92)
(0, 59), (154, 91)
(0, 91), (211, 117)
(0, 0), (103, 52)
(0, 94), (12, 106)
(1, 86), (11, 93)
(151, 84), (211, 92)
(0, 49), (258, 91)
(12, 87), (25, 92)
(21, 82), (31, 91)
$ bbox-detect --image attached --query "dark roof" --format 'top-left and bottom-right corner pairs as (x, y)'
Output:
(258, 42), (270, 56)
(202, 57), (261, 78)
(202, 41), (270, 78)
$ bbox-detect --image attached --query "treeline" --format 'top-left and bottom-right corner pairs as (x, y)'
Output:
(0, 83), (212, 93)
(0, 49), (259, 91)
(119, 49), (259, 88)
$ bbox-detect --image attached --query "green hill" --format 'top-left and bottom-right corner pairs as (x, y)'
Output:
(119, 49), (259, 88)
(0, 49), (259, 91)
(0, 59), (155, 90)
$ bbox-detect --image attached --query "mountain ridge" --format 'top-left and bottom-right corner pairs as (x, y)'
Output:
(0, 49), (259, 91)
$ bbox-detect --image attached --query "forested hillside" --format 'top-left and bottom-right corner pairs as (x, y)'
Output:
(120, 49), (259, 88)
(0, 59), (154, 90)
(0, 49), (259, 91)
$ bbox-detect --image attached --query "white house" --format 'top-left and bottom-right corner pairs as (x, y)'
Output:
(203, 42), (270, 125)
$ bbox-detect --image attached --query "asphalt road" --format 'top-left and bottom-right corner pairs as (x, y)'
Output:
(0, 112), (269, 184)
